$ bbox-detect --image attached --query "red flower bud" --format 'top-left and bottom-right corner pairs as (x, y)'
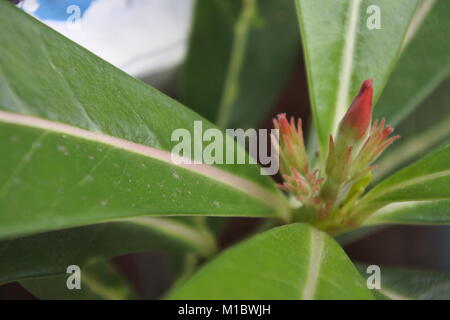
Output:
(338, 79), (373, 142)
(271, 79), (399, 232)
(272, 113), (308, 175)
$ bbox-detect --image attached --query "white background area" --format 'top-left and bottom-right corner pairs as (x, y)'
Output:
(21, 0), (194, 80)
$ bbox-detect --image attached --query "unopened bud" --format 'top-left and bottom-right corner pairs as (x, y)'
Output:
(338, 79), (373, 144)
(272, 113), (309, 176)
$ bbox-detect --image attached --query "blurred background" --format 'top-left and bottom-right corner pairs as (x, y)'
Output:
(16, 0), (193, 87)
(1, 0), (449, 299)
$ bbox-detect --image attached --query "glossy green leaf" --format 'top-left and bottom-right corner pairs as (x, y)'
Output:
(336, 225), (384, 245)
(0, 2), (288, 240)
(295, 0), (419, 162)
(181, 0), (300, 128)
(167, 223), (373, 300)
(362, 140), (450, 205)
(375, 78), (450, 180)
(364, 200), (450, 226)
(357, 265), (450, 300)
(375, 0), (450, 125)
(20, 260), (136, 300)
(0, 217), (215, 285)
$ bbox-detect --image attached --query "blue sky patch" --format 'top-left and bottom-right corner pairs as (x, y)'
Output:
(33, 0), (96, 21)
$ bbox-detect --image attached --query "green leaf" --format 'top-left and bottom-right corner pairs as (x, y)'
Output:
(181, 0), (300, 128)
(20, 260), (136, 300)
(336, 225), (384, 245)
(167, 223), (373, 300)
(362, 140), (450, 205)
(357, 265), (450, 300)
(0, 217), (215, 285)
(364, 200), (450, 226)
(0, 2), (288, 240)
(360, 140), (450, 225)
(295, 0), (419, 163)
(374, 78), (450, 180)
(375, 0), (450, 125)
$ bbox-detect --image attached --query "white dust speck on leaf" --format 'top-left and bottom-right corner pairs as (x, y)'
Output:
(88, 155), (95, 160)
(57, 145), (69, 155)
(172, 171), (181, 180)
(212, 201), (221, 208)
(100, 200), (108, 207)
(32, 141), (42, 149)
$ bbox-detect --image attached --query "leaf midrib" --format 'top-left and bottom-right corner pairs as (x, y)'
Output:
(400, 0), (437, 50)
(332, 0), (362, 137)
(0, 110), (284, 214)
(216, 0), (255, 128)
(366, 168), (450, 203)
(300, 228), (324, 300)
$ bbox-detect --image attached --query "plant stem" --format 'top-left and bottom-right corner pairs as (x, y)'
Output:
(216, 0), (255, 129)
